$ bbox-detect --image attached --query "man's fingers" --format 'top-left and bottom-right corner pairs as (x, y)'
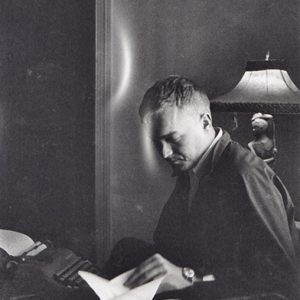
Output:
(132, 264), (166, 287)
(124, 263), (153, 286)
(125, 263), (166, 288)
(124, 255), (167, 287)
(125, 259), (160, 286)
(125, 254), (163, 284)
(125, 257), (156, 284)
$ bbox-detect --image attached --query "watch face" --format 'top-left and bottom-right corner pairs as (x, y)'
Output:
(183, 267), (195, 282)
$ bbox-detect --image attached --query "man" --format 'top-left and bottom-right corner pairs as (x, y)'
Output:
(123, 75), (300, 299)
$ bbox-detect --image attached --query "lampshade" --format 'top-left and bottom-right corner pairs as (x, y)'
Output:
(210, 59), (300, 114)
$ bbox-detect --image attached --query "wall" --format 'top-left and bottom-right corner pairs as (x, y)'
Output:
(110, 0), (300, 250)
(0, 0), (95, 258)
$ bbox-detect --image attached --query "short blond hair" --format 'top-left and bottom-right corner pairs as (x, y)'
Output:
(139, 75), (210, 123)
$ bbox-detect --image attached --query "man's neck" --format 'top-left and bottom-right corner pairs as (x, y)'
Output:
(192, 127), (222, 176)
(193, 128), (216, 166)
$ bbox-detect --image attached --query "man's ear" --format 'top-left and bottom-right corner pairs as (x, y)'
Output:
(202, 113), (212, 129)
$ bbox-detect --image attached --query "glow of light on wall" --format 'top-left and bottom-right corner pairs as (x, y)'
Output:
(111, 12), (158, 174)
(111, 25), (132, 109)
(140, 124), (159, 174)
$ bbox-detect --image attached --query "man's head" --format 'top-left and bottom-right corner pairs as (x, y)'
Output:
(139, 75), (215, 172)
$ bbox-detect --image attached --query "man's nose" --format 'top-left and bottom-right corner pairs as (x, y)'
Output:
(161, 142), (173, 159)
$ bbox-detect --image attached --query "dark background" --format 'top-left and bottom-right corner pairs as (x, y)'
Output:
(0, 0), (95, 258)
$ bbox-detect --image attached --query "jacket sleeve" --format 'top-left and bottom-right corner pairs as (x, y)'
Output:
(171, 163), (300, 299)
(220, 161), (300, 298)
(241, 163), (299, 270)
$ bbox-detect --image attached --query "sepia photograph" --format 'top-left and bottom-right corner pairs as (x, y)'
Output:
(0, 0), (300, 299)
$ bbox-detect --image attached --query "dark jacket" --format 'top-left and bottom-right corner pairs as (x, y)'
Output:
(154, 131), (300, 299)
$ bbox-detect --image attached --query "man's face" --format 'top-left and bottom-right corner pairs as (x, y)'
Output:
(147, 105), (212, 172)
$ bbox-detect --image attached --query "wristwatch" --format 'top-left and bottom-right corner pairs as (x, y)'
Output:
(182, 267), (195, 284)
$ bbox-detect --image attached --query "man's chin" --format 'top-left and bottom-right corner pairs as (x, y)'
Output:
(171, 162), (190, 173)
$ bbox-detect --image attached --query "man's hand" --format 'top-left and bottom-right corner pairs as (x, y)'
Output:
(124, 253), (192, 292)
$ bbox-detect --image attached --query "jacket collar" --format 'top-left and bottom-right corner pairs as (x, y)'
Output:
(192, 127), (223, 178)
(209, 129), (232, 173)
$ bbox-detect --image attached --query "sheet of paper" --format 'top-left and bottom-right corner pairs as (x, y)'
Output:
(108, 269), (134, 294)
(79, 268), (165, 300)
(0, 229), (35, 256)
(114, 277), (165, 300)
(78, 271), (116, 299)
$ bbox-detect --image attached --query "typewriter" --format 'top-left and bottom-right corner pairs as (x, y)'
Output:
(0, 230), (99, 290)
(52, 248), (98, 289)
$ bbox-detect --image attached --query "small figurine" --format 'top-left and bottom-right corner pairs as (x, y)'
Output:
(248, 113), (277, 165)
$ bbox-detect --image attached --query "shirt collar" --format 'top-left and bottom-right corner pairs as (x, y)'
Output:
(191, 127), (223, 178)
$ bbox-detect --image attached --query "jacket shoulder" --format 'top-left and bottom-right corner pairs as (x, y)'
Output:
(224, 140), (273, 177)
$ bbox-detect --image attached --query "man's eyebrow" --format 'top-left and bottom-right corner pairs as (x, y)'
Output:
(157, 131), (177, 140)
